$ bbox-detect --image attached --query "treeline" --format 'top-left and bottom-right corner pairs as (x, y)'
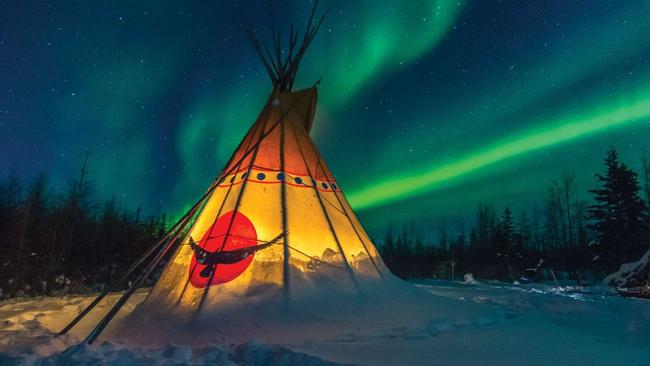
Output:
(1, 147), (648, 297)
(0, 156), (166, 298)
(380, 148), (650, 282)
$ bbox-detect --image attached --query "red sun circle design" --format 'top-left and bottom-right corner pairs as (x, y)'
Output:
(189, 211), (257, 288)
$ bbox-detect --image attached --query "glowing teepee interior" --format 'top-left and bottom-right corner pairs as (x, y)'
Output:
(60, 1), (391, 345)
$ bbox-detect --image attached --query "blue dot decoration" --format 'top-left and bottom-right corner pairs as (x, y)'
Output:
(241, 172), (247, 180)
(331, 183), (337, 190)
(322, 182), (329, 189)
(257, 173), (266, 180)
(277, 173), (285, 181)
(294, 177), (303, 184)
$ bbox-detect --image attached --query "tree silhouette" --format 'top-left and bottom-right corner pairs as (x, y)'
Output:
(589, 148), (649, 271)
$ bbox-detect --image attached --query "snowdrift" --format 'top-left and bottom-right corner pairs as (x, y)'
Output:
(604, 249), (650, 287)
(111, 272), (493, 346)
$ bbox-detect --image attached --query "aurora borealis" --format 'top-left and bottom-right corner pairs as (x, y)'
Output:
(348, 89), (650, 210)
(3, 1), (650, 236)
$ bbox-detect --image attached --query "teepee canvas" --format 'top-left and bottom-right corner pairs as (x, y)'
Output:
(60, 2), (393, 345)
(145, 86), (388, 313)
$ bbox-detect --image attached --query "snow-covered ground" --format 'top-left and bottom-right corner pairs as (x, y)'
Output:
(1, 280), (649, 365)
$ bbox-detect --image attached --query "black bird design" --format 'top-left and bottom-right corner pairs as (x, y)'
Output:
(190, 232), (285, 278)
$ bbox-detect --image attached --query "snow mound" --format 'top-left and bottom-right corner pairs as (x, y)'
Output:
(604, 249), (650, 287)
(113, 276), (491, 347)
(463, 273), (479, 285)
(0, 341), (354, 366)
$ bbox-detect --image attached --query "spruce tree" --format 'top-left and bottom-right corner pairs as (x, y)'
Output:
(589, 148), (649, 271)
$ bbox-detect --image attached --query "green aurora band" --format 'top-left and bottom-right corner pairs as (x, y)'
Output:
(9, 1), (650, 233)
(175, 0), (466, 204)
(303, 0), (465, 108)
(347, 93), (650, 211)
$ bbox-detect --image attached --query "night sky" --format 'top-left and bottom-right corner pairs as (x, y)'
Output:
(3, 1), (650, 237)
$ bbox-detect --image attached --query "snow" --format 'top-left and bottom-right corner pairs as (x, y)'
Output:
(604, 249), (650, 287)
(1, 280), (650, 365)
(463, 273), (479, 285)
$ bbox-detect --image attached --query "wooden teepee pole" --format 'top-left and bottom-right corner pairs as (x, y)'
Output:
(247, 0), (330, 91)
(287, 115), (360, 292)
(197, 101), (274, 311)
(82, 202), (203, 344)
(279, 97), (292, 298)
(58, 187), (212, 337)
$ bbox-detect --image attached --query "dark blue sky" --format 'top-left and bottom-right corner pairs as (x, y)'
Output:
(2, 1), (650, 237)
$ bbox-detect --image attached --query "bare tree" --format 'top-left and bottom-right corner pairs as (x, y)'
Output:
(531, 203), (543, 251)
(544, 182), (563, 249)
(60, 151), (93, 273)
(560, 172), (576, 248)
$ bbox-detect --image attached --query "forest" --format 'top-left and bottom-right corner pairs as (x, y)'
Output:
(380, 148), (650, 284)
(0, 148), (649, 298)
(0, 155), (166, 299)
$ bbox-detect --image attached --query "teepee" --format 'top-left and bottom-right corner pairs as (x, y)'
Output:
(60, 2), (391, 345)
